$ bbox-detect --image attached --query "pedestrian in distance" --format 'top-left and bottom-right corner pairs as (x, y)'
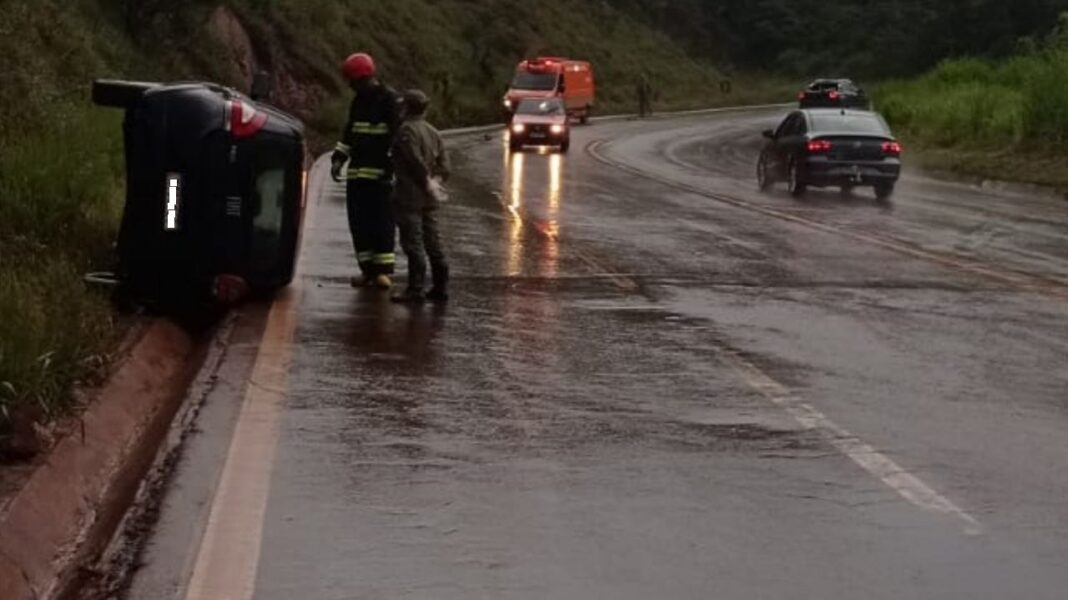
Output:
(390, 89), (452, 304)
(637, 73), (653, 118)
(330, 52), (404, 289)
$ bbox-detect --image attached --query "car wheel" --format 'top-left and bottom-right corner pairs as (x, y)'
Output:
(757, 153), (772, 191)
(787, 159), (807, 197)
(559, 138), (571, 153)
(509, 140), (522, 153)
(874, 182), (895, 201)
(579, 107), (590, 125)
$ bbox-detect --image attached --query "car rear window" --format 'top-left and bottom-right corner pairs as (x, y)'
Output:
(810, 114), (889, 135)
(809, 81), (840, 91)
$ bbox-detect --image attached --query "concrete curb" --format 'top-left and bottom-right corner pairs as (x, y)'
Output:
(0, 320), (202, 600)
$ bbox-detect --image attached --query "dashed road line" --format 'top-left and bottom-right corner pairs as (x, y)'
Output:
(717, 346), (984, 536)
(586, 137), (987, 534)
(587, 139), (1068, 302)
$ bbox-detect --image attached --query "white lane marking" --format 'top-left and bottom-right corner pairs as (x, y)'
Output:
(184, 160), (326, 600)
(719, 346), (984, 536)
(587, 139), (1068, 302)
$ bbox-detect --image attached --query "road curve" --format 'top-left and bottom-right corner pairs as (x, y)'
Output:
(118, 108), (1068, 600)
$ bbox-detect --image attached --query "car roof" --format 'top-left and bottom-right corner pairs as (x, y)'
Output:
(808, 78), (854, 85)
(802, 108), (872, 117)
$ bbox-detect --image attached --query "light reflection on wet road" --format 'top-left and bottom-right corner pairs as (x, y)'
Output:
(123, 112), (1068, 600)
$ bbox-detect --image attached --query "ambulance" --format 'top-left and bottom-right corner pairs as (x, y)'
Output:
(503, 57), (595, 123)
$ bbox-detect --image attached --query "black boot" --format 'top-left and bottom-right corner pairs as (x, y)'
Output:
(426, 263), (450, 303)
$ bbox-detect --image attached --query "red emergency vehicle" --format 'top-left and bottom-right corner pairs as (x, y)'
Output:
(503, 57), (595, 123)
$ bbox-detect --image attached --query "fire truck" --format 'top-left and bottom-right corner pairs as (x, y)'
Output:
(503, 57), (595, 123)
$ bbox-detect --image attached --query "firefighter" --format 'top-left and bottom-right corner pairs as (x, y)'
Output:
(331, 52), (404, 289)
(390, 89), (451, 304)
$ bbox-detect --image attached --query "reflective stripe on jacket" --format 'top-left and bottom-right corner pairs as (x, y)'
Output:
(336, 83), (403, 181)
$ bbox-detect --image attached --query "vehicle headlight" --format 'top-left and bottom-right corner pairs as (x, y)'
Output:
(512, 123), (526, 133)
(550, 124), (566, 134)
(503, 98), (513, 108)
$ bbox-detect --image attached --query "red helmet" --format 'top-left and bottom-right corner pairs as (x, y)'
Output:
(342, 53), (376, 80)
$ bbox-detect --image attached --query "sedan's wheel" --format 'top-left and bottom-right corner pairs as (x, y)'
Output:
(787, 159), (807, 197)
(757, 153), (772, 191)
(874, 182), (895, 201)
(559, 138), (571, 153)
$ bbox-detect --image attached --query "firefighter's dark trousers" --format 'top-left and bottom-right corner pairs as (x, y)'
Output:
(395, 203), (448, 293)
(346, 178), (396, 277)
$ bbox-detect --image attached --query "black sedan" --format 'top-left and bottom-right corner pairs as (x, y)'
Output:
(757, 109), (902, 200)
(798, 79), (869, 109)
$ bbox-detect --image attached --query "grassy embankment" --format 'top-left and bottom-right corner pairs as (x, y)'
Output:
(0, 2), (231, 452)
(1, 0), (790, 451)
(877, 20), (1068, 191)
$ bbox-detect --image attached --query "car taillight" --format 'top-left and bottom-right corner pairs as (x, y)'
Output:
(828, 90), (840, 100)
(807, 139), (833, 153)
(226, 100), (268, 139)
(882, 141), (902, 155)
(798, 91), (806, 100)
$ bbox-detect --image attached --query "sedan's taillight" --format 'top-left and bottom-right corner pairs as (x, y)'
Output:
(226, 100), (268, 139)
(882, 141), (902, 155)
(828, 90), (840, 100)
(807, 139), (833, 153)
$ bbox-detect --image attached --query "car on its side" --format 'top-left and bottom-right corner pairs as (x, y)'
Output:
(509, 98), (570, 153)
(798, 79), (869, 109)
(757, 108), (902, 200)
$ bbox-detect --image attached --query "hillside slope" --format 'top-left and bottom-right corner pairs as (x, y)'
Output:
(0, 0), (746, 450)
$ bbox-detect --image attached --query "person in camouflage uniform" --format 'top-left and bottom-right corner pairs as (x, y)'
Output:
(391, 89), (451, 304)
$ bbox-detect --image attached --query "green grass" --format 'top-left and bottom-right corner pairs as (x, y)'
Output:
(875, 25), (1068, 191)
(0, 103), (126, 434)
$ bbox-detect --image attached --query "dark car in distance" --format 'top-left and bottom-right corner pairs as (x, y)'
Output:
(799, 79), (870, 109)
(757, 108), (902, 200)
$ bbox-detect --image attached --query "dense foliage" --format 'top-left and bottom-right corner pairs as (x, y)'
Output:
(875, 17), (1068, 187)
(610, 0), (1068, 78)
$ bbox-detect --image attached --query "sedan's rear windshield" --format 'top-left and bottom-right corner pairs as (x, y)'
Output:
(810, 114), (889, 135)
(512, 72), (559, 91)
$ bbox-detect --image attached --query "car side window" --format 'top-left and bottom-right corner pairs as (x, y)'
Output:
(776, 113), (800, 138)
(774, 116), (792, 138)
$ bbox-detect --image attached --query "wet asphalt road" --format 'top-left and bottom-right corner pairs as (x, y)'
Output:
(125, 109), (1068, 599)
